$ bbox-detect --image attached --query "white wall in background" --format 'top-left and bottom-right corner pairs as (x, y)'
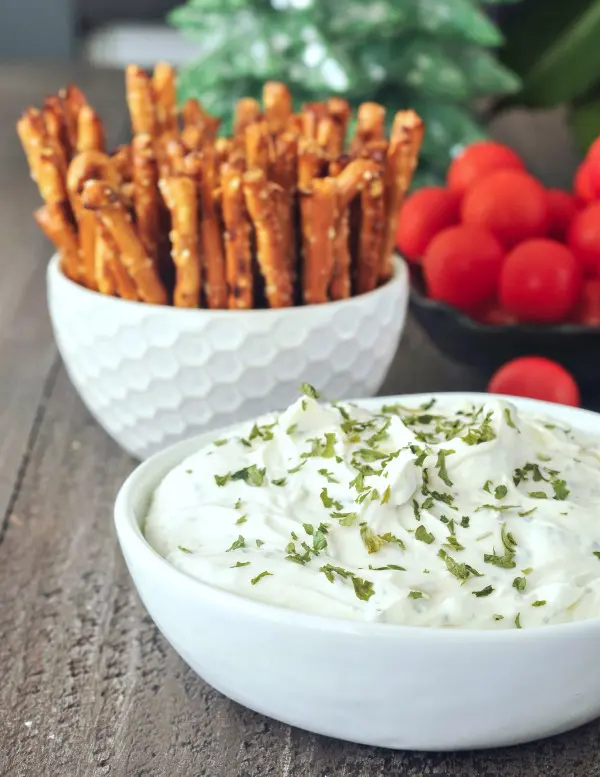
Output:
(82, 23), (202, 68)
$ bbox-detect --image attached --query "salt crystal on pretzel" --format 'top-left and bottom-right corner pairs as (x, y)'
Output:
(126, 65), (158, 137)
(132, 133), (160, 271)
(164, 137), (188, 176)
(263, 82), (292, 134)
(17, 108), (47, 184)
(34, 204), (82, 284)
(357, 169), (385, 295)
(159, 176), (201, 308)
(380, 109), (424, 281)
(245, 120), (272, 177)
(152, 62), (178, 135)
(234, 98), (261, 137)
(82, 179), (168, 305)
(301, 177), (337, 305)
(183, 150), (228, 309)
(221, 165), (253, 309)
(76, 105), (105, 154)
(243, 168), (293, 309)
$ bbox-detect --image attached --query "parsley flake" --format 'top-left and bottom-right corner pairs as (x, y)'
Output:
(214, 473), (230, 487)
(178, 545), (192, 554)
(250, 571), (273, 585)
(408, 590), (424, 599)
(415, 526), (435, 544)
(235, 515), (247, 525)
(473, 585), (494, 597)
(532, 600), (546, 607)
(231, 465), (266, 486)
(226, 535), (246, 552)
(512, 576), (527, 592)
(230, 561), (250, 568)
(301, 382), (320, 399)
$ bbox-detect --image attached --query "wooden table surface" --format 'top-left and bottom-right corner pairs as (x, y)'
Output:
(1, 64), (598, 777)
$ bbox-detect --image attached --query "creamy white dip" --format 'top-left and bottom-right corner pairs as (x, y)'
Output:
(145, 390), (600, 629)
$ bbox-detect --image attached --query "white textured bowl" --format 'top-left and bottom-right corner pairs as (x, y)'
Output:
(114, 392), (600, 751)
(47, 255), (408, 460)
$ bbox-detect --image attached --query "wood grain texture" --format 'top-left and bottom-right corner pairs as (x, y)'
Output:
(1, 65), (597, 777)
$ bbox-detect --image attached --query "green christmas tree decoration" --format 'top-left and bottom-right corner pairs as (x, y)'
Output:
(170, 0), (520, 187)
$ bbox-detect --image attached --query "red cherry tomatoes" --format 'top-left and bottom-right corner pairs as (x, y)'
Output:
(574, 163), (596, 206)
(488, 357), (580, 407)
(447, 141), (525, 197)
(546, 189), (577, 242)
(395, 187), (460, 262)
(573, 279), (600, 326)
(422, 225), (504, 312)
(462, 170), (549, 249)
(499, 239), (582, 323)
(567, 202), (600, 277)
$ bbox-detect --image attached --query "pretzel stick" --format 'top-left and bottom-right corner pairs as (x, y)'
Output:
(380, 110), (424, 280)
(357, 169), (385, 294)
(263, 82), (292, 134)
(351, 102), (386, 153)
(297, 137), (325, 191)
(126, 65), (157, 137)
(301, 102), (327, 140)
(286, 113), (304, 136)
(60, 85), (88, 150)
(42, 97), (70, 172)
(184, 150), (227, 309)
(81, 180), (168, 304)
(221, 166), (253, 309)
(302, 177), (336, 305)
(316, 117), (338, 156)
(17, 108), (47, 184)
(34, 204), (82, 283)
(334, 159), (379, 211)
(152, 62), (178, 135)
(75, 104), (105, 154)
(329, 153), (351, 177)
(181, 124), (204, 152)
(243, 169), (292, 308)
(271, 132), (298, 276)
(98, 224), (139, 301)
(164, 137), (187, 176)
(110, 144), (133, 183)
(132, 133), (160, 271)
(326, 98), (351, 156)
(94, 225), (117, 295)
(181, 98), (203, 128)
(245, 120), (272, 176)
(328, 156), (351, 301)
(159, 176), (201, 308)
(234, 98), (261, 137)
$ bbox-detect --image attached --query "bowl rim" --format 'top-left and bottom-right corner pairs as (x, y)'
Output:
(409, 265), (600, 336)
(48, 253), (407, 317)
(114, 391), (600, 642)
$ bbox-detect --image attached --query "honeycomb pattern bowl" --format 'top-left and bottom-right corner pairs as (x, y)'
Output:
(47, 255), (409, 460)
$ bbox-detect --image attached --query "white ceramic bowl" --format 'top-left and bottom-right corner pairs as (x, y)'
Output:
(47, 255), (408, 460)
(114, 392), (600, 751)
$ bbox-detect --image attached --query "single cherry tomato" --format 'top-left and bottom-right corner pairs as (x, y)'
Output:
(573, 162), (596, 206)
(462, 170), (549, 249)
(585, 137), (600, 197)
(567, 202), (600, 277)
(395, 187), (460, 262)
(546, 189), (578, 241)
(422, 225), (504, 311)
(488, 356), (580, 407)
(573, 279), (600, 325)
(447, 140), (525, 197)
(499, 239), (582, 323)
(472, 302), (518, 326)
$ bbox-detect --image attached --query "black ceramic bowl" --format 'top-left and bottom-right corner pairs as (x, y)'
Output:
(408, 263), (600, 388)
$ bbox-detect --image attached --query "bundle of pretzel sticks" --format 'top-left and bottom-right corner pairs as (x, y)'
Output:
(17, 62), (424, 309)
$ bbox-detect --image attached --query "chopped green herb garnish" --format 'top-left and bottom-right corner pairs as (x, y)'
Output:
(301, 382), (320, 399)
(484, 551), (517, 569)
(551, 478), (570, 501)
(234, 498), (242, 509)
(286, 423), (297, 435)
(483, 480), (493, 494)
(412, 499), (421, 521)
(381, 485), (391, 504)
(408, 590), (424, 599)
(213, 438), (227, 447)
(415, 526), (435, 544)
(460, 516), (470, 528)
(512, 576), (527, 592)
(368, 564), (406, 572)
(444, 536), (465, 552)
(318, 468), (339, 483)
(235, 515), (247, 525)
(331, 511), (358, 526)
(532, 600), (547, 607)
(528, 491), (547, 499)
(231, 465), (266, 486)
(515, 613), (522, 629)
(518, 508), (537, 517)
(473, 585), (494, 597)
(250, 571), (273, 585)
(438, 549), (482, 580)
(230, 561), (251, 568)
(255, 539), (265, 547)
(320, 564), (375, 601)
(504, 407), (517, 429)
(494, 485), (508, 500)
(272, 477), (287, 487)
(493, 614), (504, 621)
(226, 535), (246, 552)
(360, 523), (383, 554)
(594, 551), (600, 560)
(185, 469), (193, 474)
(214, 473), (230, 487)
(522, 567), (534, 575)
(435, 449), (455, 487)
(475, 504), (519, 513)
(178, 545), (192, 554)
